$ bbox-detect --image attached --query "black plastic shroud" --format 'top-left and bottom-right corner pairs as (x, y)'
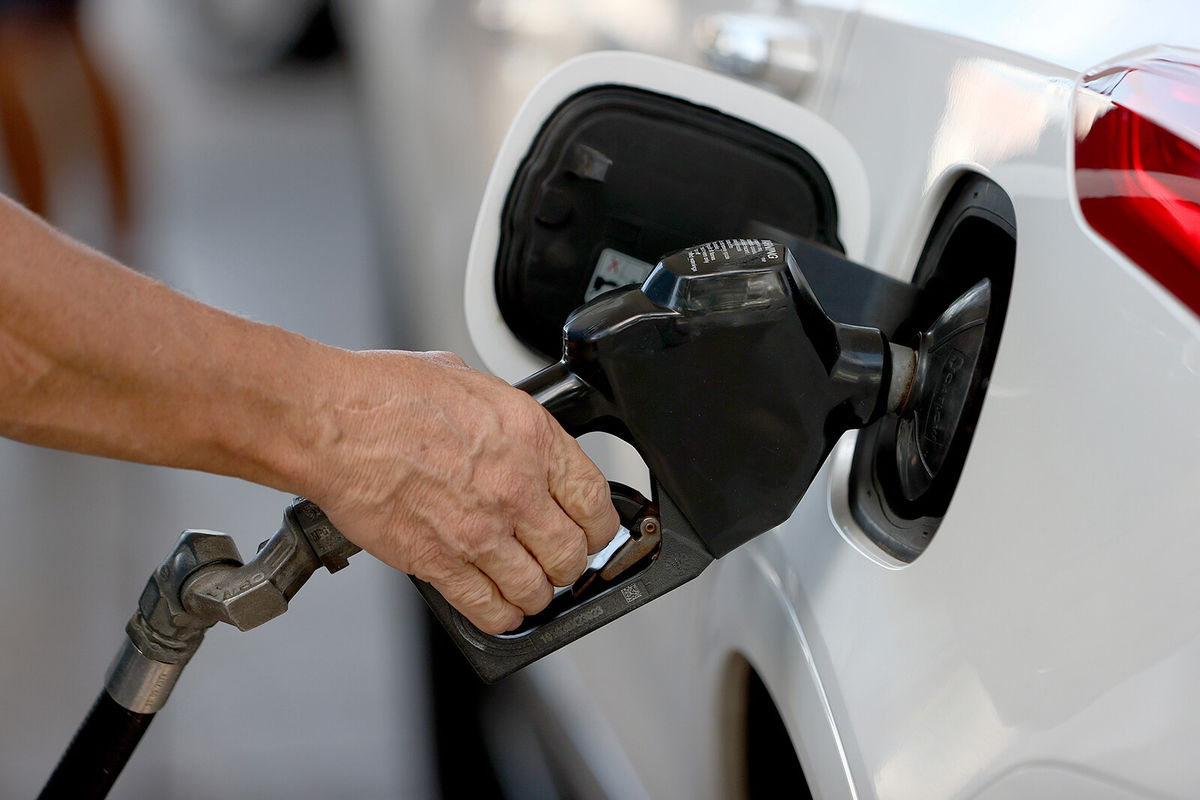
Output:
(547, 239), (892, 557)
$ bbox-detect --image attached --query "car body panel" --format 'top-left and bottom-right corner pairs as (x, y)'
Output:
(818, 16), (1200, 797)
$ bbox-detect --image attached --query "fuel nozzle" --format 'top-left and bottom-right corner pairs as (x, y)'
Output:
(420, 238), (985, 682)
(539, 238), (912, 556)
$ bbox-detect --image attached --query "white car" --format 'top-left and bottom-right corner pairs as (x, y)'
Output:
(346, 3), (1200, 798)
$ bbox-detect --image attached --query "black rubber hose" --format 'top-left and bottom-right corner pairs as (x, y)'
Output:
(39, 690), (155, 800)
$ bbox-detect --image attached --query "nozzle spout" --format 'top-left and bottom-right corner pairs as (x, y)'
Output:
(887, 342), (918, 414)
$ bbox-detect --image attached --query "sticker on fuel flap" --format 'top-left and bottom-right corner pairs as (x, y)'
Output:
(584, 248), (654, 302)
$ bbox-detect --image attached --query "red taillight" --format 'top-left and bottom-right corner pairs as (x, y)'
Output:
(1074, 54), (1200, 317)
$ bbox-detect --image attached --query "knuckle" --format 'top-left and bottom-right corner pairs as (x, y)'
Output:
(427, 350), (467, 368)
(576, 477), (614, 523)
(511, 397), (553, 439)
(543, 538), (587, 586)
(456, 519), (510, 562)
(509, 571), (553, 612)
(403, 536), (452, 578)
(582, 475), (611, 507)
(441, 572), (491, 610)
(475, 602), (520, 635)
(495, 471), (538, 511)
(493, 469), (524, 500)
(458, 593), (515, 637)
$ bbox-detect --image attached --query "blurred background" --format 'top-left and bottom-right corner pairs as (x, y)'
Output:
(0, 1), (417, 797)
(0, 1), (714, 797)
(0, 0), (435, 797)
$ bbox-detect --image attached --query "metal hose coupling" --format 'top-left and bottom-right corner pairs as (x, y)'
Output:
(887, 341), (918, 415)
(105, 498), (359, 713)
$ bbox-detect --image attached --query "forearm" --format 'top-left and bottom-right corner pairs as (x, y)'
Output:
(0, 195), (337, 494)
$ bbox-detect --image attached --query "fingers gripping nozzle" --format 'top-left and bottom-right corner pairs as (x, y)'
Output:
(410, 481), (713, 683)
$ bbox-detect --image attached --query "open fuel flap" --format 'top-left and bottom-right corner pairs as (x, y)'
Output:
(452, 53), (1013, 680)
(847, 174), (1015, 562)
(465, 51), (875, 381)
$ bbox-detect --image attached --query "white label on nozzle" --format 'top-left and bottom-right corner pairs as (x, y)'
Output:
(585, 248), (654, 301)
(684, 239), (777, 273)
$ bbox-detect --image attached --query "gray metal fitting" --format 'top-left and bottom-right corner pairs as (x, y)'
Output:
(181, 498), (360, 632)
(183, 562), (290, 632)
(105, 637), (186, 714)
(108, 499), (360, 712)
(126, 530), (242, 664)
(887, 342), (918, 414)
(291, 498), (360, 573)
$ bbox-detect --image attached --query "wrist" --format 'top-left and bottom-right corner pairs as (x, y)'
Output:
(272, 347), (419, 508)
(208, 330), (350, 500)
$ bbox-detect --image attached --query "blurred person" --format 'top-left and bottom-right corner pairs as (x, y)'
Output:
(0, 0), (131, 254)
(0, 192), (619, 634)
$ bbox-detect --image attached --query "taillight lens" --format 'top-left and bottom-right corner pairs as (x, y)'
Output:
(1074, 53), (1200, 317)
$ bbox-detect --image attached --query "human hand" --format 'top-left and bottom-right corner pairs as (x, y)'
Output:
(305, 350), (619, 634)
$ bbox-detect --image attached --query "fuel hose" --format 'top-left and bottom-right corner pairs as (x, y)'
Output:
(38, 690), (155, 800)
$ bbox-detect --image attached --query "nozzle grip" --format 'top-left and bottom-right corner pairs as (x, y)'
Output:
(514, 360), (610, 438)
(412, 483), (712, 683)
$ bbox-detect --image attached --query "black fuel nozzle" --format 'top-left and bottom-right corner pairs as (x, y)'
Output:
(415, 239), (921, 682)
(527, 239), (912, 556)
